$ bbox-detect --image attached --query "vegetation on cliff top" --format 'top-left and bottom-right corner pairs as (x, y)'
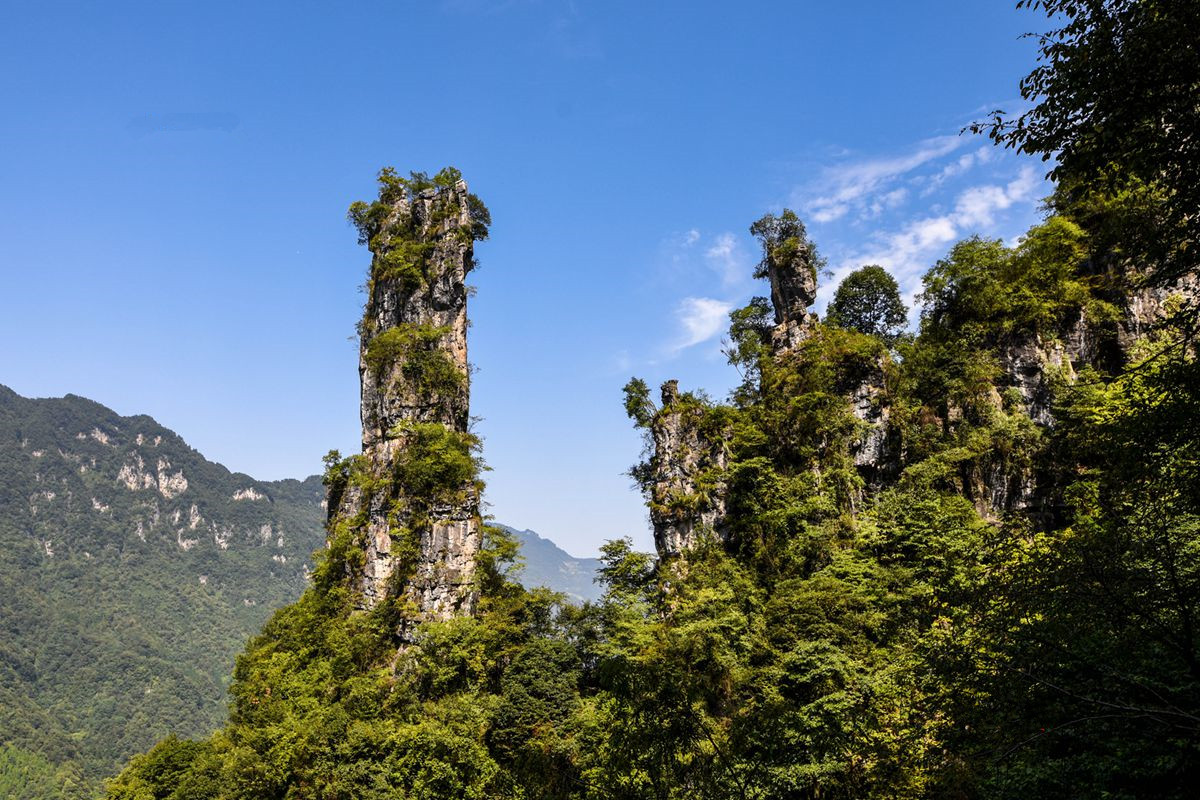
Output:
(348, 167), (491, 295)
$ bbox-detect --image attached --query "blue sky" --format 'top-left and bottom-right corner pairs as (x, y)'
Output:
(0, 1), (1053, 556)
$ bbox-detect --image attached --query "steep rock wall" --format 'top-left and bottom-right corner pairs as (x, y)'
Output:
(329, 170), (488, 624)
(647, 380), (731, 559)
(643, 214), (822, 560)
(759, 215), (819, 355)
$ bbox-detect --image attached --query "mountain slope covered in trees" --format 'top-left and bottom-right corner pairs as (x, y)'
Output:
(499, 526), (602, 605)
(0, 387), (327, 798)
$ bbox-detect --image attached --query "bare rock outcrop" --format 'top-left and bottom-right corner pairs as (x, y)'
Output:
(1119, 274), (1198, 352)
(847, 361), (892, 477)
(997, 328), (1080, 428)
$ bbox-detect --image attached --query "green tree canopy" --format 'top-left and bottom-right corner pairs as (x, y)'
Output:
(825, 265), (908, 341)
(980, 0), (1200, 286)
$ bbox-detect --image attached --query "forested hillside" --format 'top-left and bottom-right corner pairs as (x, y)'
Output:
(104, 1), (1199, 797)
(0, 387), (327, 798)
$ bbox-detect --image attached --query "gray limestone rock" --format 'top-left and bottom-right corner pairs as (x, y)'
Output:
(766, 245), (818, 354)
(753, 211), (820, 355)
(997, 331), (1077, 428)
(331, 174), (483, 627)
(1119, 274), (1198, 352)
(848, 361), (891, 473)
(648, 380), (731, 559)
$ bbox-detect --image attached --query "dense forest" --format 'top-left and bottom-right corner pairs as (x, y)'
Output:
(0, 388), (328, 799)
(104, 1), (1199, 797)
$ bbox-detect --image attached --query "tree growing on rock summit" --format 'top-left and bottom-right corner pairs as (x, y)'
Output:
(825, 264), (908, 342)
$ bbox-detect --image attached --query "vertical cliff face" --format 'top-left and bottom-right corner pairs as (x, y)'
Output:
(768, 262), (818, 354)
(965, 275), (1195, 519)
(847, 362), (892, 476)
(647, 380), (731, 559)
(358, 184), (474, 449)
(753, 210), (820, 355)
(330, 168), (489, 624)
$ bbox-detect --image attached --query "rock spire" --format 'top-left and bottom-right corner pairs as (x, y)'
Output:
(638, 211), (825, 561)
(646, 380), (731, 559)
(751, 209), (820, 354)
(327, 168), (490, 626)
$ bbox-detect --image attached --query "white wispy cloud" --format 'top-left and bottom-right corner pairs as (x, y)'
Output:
(920, 146), (995, 195)
(953, 166), (1039, 228)
(704, 232), (751, 288)
(866, 187), (909, 218)
(661, 228), (753, 291)
(801, 135), (963, 223)
(652, 230), (754, 358)
(671, 297), (733, 353)
(822, 165), (1044, 310)
(663, 228), (700, 268)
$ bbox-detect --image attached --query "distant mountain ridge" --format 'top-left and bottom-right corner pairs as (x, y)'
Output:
(0, 385), (327, 798)
(498, 525), (603, 604)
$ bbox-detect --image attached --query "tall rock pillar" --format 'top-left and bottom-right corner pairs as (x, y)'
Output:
(647, 380), (731, 559)
(329, 168), (490, 625)
(751, 210), (819, 355)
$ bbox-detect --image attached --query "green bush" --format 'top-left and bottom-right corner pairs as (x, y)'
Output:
(364, 323), (465, 398)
